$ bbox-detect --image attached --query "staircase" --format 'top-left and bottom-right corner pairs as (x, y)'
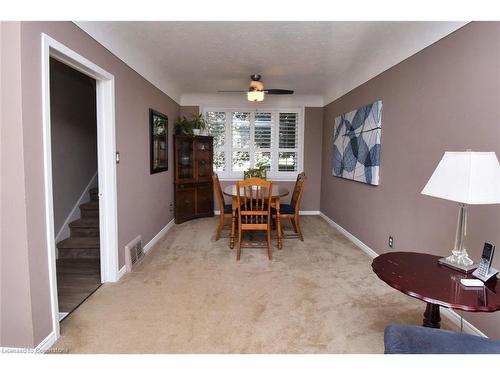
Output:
(57, 187), (100, 259)
(56, 187), (101, 314)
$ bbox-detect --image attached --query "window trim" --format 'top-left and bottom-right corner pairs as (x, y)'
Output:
(202, 106), (305, 181)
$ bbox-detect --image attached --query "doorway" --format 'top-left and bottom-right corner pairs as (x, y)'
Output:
(50, 58), (101, 319)
(42, 34), (119, 340)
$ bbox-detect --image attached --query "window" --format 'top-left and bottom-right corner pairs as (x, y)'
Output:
(205, 108), (303, 180)
(231, 112), (251, 171)
(278, 112), (298, 172)
(254, 112), (272, 171)
(206, 111), (226, 171)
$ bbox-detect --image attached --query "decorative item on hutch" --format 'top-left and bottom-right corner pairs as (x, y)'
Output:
(174, 113), (207, 137)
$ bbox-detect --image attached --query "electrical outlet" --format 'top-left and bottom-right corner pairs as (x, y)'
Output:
(169, 202), (174, 212)
(388, 236), (394, 248)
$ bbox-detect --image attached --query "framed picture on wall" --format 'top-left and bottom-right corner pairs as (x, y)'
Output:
(150, 109), (168, 174)
(332, 100), (383, 185)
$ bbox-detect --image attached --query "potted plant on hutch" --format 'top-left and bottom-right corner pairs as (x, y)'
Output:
(174, 113), (207, 136)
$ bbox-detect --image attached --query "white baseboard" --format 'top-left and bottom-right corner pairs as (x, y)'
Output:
(440, 308), (488, 337)
(116, 219), (175, 281)
(319, 212), (378, 258)
(319, 211), (487, 337)
(55, 171), (98, 245)
(0, 330), (57, 354)
(144, 219), (175, 254)
(214, 210), (320, 215)
(58, 312), (68, 321)
(299, 210), (320, 215)
(35, 330), (58, 352)
(117, 265), (127, 281)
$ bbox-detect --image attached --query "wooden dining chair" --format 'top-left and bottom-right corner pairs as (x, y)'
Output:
(212, 173), (234, 243)
(236, 178), (273, 261)
(273, 172), (307, 241)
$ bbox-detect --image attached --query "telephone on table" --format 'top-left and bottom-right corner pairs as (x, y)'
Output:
(472, 243), (498, 282)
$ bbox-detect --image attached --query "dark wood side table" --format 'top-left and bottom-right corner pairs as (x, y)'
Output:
(372, 252), (500, 329)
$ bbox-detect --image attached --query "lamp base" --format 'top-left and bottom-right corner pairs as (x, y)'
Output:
(438, 256), (478, 273)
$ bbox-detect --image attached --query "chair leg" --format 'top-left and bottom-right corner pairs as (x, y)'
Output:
(274, 216), (279, 241)
(267, 228), (272, 260)
(215, 214), (224, 241)
(230, 211), (236, 249)
(295, 214), (304, 241)
(290, 217), (298, 233)
(237, 226), (242, 261)
(277, 214), (283, 249)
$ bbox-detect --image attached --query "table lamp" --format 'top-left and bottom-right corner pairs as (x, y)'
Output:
(421, 151), (500, 273)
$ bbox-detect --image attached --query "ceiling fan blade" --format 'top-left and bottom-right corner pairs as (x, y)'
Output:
(217, 90), (248, 93)
(264, 89), (294, 95)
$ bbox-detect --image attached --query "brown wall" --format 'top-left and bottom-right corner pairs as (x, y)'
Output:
(1, 21), (35, 348)
(179, 105), (199, 120)
(302, 107), (323, 211)
(1, 21), (180, 347)
(320, 22), (500, 338)
(50, 58), (98, 234)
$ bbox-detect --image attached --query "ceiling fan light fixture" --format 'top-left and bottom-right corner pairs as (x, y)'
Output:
(247, 90), (264, 102)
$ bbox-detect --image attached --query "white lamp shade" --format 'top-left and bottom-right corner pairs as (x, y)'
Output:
(421, 151), (500, 204)
(247, 91), (264, 102)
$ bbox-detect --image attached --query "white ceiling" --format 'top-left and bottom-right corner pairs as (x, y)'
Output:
(75, 21), (467, 105)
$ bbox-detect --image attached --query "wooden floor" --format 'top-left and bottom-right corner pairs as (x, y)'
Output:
(56, 258), (101, 313)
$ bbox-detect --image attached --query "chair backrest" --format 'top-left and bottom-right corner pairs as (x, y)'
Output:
(236, 177), (272, 228)
(212, 173), (225, 211)
(290, 172), (307, 212)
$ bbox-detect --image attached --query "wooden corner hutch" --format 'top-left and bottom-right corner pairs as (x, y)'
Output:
(174, 135), (214, 224)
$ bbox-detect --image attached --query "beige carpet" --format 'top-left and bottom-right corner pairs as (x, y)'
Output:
(52, 216), (457, 353)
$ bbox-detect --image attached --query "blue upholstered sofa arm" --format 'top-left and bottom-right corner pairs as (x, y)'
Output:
(384, 324), (500, 354)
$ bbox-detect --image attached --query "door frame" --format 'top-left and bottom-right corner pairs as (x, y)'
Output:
(41, 33), (119, 339)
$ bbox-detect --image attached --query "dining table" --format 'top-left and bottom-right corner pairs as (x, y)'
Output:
(223, 184), (290, 249)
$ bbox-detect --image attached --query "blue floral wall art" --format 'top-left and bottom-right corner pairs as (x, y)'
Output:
(332, 100), (383, 185)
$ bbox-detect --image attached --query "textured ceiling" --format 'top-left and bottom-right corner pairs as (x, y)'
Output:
(75, 21), (467, 104)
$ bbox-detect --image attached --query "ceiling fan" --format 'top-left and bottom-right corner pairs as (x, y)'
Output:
(218, 74), (294, 102)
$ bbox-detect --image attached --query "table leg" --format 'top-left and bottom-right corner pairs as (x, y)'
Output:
(423, 303), (441, 329)
(230, 197), (237, 249)
(275, 197), (282, 249)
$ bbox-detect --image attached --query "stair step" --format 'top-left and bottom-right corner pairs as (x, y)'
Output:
(69, 218), (99, 229)
(89, 187), (99, 202)
(80, 201), (99, 218)
(58, 248), (100, 259)
(57, 237), (100, 249)
(69, 218), (100, 237)
(57, 237), (100, 259)
(71, 227), (100, 237)
(80, 201), (99, 210)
